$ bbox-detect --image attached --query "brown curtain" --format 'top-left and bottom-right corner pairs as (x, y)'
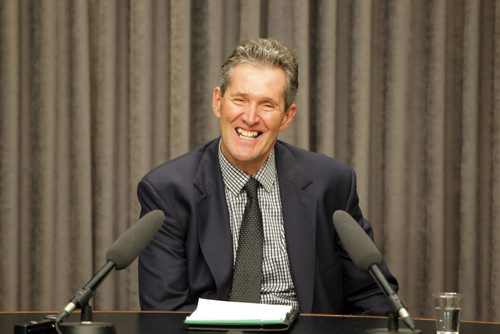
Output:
(0, 0), (498, 322)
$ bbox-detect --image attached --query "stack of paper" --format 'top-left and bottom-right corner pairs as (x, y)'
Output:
(184, 298), (298, 331)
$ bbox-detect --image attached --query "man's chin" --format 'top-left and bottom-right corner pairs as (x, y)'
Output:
(233, 154), (259, 166)
(229, 153), (264, 173)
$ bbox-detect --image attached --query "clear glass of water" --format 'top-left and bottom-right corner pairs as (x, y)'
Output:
(433, 292), (462, 334)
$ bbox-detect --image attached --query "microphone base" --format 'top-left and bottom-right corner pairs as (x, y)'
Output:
(59, 321), (116, 334)
(366, 329), (422, 333)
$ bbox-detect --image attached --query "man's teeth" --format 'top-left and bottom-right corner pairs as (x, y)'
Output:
(237, 128), (258, 139)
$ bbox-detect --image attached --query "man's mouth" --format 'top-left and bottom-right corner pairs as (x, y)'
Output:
(236, 127), (261, 140)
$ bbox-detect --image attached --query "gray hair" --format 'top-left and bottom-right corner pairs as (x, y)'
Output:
(219, 38), (299, 111)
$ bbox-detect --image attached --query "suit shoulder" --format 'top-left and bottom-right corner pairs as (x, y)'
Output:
(141, 139), (218, 187)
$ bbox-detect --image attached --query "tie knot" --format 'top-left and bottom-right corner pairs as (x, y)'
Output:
(244, 177), (259, 200)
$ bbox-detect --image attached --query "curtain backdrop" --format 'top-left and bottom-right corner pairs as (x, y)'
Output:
(0, 0), (499, 322)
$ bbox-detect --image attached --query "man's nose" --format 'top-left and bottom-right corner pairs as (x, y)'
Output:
(242, 104), (260, 125)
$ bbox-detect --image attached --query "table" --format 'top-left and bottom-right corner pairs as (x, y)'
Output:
(2, 311), (499, 334)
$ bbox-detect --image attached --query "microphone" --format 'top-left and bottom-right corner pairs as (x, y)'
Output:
(332, 210), (416, 332)
(55, 210), (165, 323)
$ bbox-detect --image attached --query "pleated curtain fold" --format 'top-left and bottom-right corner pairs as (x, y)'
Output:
(0, 0), (498, 322)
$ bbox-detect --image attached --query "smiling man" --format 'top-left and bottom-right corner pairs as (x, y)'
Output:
(213, 62), (296, 175)
(137, 38), (398, 315)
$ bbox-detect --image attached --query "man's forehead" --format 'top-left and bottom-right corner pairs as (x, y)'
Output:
(227, 64), (286, 90)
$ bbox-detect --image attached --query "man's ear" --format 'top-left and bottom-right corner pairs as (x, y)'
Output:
(212, 87), (222, 118)
(279, 103), (297, 132)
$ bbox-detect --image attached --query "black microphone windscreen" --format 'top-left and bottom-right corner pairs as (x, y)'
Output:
(332, 210), (382, 271)
(106, 210), (165, 270)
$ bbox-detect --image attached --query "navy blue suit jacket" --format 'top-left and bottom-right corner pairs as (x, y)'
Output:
(137, 138), (398, 315)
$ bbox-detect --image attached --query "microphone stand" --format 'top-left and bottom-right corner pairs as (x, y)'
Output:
(81, 304), (93, 322)
(55, 262), (117, 334)
(364, 267), (422, 333)
(365, 311), (422, 333)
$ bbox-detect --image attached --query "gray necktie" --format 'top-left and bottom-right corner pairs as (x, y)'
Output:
(230, 177), (264, 303)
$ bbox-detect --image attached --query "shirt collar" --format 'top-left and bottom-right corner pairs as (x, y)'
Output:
(218, 139), (277, 195)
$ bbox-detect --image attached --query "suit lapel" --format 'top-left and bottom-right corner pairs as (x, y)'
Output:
(276, 142), (317, 313)
(193, 140), (233, 299)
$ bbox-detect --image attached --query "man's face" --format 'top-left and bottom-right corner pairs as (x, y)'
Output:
(212, 63), (297, 175)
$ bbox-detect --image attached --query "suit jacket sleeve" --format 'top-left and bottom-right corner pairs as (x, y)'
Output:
(339, 169), (398, 315)
(137, 178), (196, 311)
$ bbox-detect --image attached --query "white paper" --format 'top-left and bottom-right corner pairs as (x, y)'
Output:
(185, 298), (294, 322)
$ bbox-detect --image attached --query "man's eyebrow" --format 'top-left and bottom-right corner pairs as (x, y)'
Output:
(228, 91), (281, 105)
(228, 91), (248, 98)
(259, 97), (281, 106)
